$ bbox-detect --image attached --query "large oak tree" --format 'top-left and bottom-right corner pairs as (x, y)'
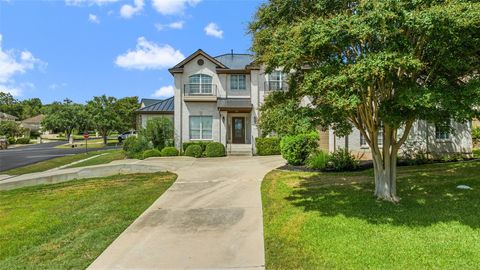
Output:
(250, 0), (480, 201)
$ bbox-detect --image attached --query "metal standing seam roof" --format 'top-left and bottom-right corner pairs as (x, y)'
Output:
(214, 54), (254, 69)
(137, 97), (174, 113)
(140, 98), (163, 107)
(217, 98), (253, 109)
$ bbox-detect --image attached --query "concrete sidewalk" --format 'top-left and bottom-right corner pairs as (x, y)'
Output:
(88, 156), (285, 269)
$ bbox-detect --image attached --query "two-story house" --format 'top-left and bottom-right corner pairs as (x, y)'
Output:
(169, 49), (473, 157)
(169, 49), (282, 155)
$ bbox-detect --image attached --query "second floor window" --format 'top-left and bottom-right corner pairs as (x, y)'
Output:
(189, 74), (212, 94)
(231, 74), (246, 90)
(268, 71), (285, 90)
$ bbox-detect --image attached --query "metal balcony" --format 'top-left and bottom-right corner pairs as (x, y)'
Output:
(264, 81), (288, 92)
(184, 84), (218, 101)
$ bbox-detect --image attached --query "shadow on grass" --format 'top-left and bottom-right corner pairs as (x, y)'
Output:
(282, 161), (480, 228)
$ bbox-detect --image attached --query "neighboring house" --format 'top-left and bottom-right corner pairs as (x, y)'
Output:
(136, 97), (174, 129)
(21, 114), (44, 133)
(170, 49), (472, 157)
(0, 112), (18, 121)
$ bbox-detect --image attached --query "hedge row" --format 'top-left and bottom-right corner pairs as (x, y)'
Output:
(184, 141), (225, 158)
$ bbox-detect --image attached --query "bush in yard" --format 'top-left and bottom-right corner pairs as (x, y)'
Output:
(7, 137), (16, 144)
(306, 150), (330, 170)
(123, 136), (151, 159)
(143, 149), (162, 159)
(160, 147), (179, 157)
(142, 117), (174, 149)
(256, 137), (280, 155)
(329, 149), (359, 171)
(182, 141), (210, 152)
(15, 137), (31, 144)
(185, 144), (203, 158)
(280, 132), (319, 165)
(205, 142), (225, 157)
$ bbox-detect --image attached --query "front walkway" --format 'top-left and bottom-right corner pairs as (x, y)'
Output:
(88, 156), (285, 269)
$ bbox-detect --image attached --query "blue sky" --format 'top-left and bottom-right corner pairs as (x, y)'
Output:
(0, 0), (263, 103)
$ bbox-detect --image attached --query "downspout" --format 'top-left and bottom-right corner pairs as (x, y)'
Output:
(179, 83), (183, 153)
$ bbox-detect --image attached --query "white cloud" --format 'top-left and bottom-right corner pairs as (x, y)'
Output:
(0, 86), (21, 97)
(49, 82), (67, 90)
(204, 22), (223, 39)
(152, 85), (174, 98)
(88, 14), (100, 23)
(151, 0), (201, 15)
(65, 0), (118, 6)
(120, 0), (144, 19)
(0, 34), (45, 85)
(154, 21), (184, 31)
(115, 37), (184, 70)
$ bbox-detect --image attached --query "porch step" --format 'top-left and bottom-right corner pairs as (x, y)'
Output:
(227, 144), (252, 156)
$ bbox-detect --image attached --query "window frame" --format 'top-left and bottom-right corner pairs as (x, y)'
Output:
(188, 74), (213, 94)
(230, 74), (246, 91)
(189, 115), (213, 140)
(435, 120), (451, 141)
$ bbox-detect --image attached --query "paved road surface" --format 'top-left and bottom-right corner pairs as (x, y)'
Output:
(0, 141), (117, 172)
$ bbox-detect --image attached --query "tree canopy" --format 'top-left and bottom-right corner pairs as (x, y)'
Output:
(250, 0), (480, 201)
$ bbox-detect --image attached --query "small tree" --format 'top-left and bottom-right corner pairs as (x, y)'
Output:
(142, 117), (174, 149)
(116, 96), (139, 131)
(41, 99), (83, 141)
(86, 95), (122, 145)
(0, 121), (25, 139)
(250, 0), (480, 202)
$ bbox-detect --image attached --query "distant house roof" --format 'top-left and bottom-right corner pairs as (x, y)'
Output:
(140, 98), (163, 108)
(21, 114), (44, 124)
(0, 112), (18, 121)
(137, 97), (174, 114)
(214, 53), (254, 69)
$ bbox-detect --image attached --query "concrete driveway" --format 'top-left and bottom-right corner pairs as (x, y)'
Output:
(88, 156), (285, 269)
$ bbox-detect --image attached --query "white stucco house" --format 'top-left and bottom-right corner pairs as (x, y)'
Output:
(169, 49), (473, 157)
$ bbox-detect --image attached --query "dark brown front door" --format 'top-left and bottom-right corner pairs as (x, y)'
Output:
(232, 117), (245, 144)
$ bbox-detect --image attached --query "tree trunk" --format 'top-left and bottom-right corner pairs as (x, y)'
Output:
(103, 135), (108, 145)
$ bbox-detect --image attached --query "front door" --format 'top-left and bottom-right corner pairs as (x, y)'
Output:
(232, 117), (245, 144)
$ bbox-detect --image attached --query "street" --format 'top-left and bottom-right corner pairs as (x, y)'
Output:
(0, 141), (117, 172)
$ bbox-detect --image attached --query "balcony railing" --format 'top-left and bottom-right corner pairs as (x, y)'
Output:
(184, 83), (217, 96)
(264, 81), (288, 92)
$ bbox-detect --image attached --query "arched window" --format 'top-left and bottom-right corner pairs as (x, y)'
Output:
(188, 74), (213, 94)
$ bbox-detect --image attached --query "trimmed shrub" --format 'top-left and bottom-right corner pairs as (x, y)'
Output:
(183, 141), (210, 152)
(161, 147), (179, 157)
(123, 136), (151, 159)
(15, 137), (31, 144)
(256, 137), (280, 155)
(306, 150), (330, 170)
(143, 149), (162, 159)
(185, 144), (203, 158)
(280, 132), (319, 165)
(205, 142), (225, 157)
(329, 149), (359, 171)
(7, 137), (15, 145)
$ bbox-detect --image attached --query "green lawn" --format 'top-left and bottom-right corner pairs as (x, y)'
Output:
(262, 161), (480, 269)
(0, 172), (176, 269)
(55, 139), (118, 149)
(2, 149), (125, 175)
(66, 150), (126, 168)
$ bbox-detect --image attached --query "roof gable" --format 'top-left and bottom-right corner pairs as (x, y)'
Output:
(169, 49), (228, 73)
